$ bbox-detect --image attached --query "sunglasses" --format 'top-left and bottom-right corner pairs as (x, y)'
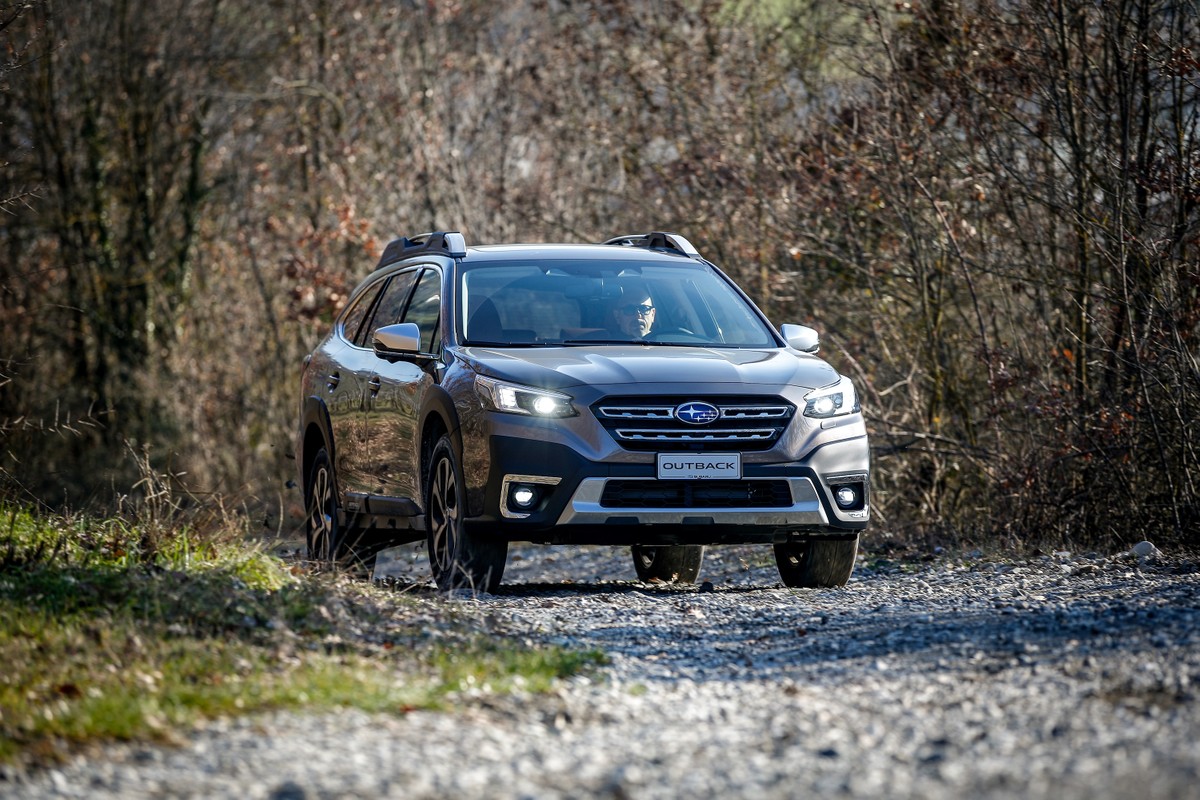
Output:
(618, 303), (654, 316)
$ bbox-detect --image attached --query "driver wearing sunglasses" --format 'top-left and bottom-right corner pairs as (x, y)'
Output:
(610, 293), (657, 338)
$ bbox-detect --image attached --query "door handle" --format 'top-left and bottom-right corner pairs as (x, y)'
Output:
(326, 372), (341, 391)
(368, 376), (382, 396)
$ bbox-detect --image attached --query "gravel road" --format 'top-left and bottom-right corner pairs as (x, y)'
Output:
(5, 541), (1200, 799)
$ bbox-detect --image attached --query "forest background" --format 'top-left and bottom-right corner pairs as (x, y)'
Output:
(1, 0), (1196, 549)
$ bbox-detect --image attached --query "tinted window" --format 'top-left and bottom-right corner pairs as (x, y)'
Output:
(339, 279), (385, 347)
(366, 269), (420, 341)
(403, 269), (442, 353)
(458, 259), (776, 347)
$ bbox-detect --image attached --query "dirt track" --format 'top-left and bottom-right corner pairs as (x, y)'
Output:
(6, 542), (1200, 798)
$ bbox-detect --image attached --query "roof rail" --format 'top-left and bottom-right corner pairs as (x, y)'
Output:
(377, 231), (467, 267)
(602, 231), (700, 257)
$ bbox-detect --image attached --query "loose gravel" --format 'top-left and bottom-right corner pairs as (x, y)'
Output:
(4, 542), (1199, 799)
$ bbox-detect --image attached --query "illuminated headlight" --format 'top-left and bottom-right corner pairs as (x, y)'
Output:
(475, 376), (575, 418)
(510, 485), (538, 508)
(803, 376), (860, 419)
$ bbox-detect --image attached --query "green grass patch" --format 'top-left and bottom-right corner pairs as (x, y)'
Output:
(0, 505), (605, 768)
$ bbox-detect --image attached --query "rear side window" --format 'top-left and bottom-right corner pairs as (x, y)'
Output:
(339, 280), (385, 346)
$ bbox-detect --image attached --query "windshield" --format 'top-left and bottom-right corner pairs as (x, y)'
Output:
(458, 259), (778, 348)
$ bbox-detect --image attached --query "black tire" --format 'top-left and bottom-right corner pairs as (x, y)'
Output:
(304, 447), (383, 572)
(426, 434), (507, 592)
(774, 536), (859, 588)
(305, 448), (345, 566)
(630, 545), (705, 584)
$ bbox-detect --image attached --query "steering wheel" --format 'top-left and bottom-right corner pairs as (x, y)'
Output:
(645, 327), (706, 343)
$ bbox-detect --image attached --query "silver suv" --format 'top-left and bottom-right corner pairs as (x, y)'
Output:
(297, 231), (870, 591)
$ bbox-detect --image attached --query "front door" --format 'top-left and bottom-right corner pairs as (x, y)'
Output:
(363, 267), (442, 507)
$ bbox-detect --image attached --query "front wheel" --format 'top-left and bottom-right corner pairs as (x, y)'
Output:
(774, 536), (859, 588)
(426, 434), (508, 592)
(630, 545), (705, 584)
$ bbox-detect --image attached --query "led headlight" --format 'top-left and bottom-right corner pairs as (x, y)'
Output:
(475, 376), (575, 418)
(803, 376), (860, 419)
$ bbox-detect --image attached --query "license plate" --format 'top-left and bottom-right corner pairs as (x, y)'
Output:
(656, 453), (741, 480)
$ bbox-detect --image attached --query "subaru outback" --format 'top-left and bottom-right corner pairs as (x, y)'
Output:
(297, 231), (870, 591)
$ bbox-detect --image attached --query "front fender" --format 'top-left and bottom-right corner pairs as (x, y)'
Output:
(422, 364), (489, 515)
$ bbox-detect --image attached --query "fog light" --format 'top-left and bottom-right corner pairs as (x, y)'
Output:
(835, 486), (859, 509)
(511, 485), (538, 509)
(500, 474), (562, 519)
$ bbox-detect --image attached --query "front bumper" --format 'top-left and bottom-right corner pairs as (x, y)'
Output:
(466, 430), (870, 545)
(558, 475), (828, 526)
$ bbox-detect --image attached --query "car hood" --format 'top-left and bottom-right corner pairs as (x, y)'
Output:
(459, 345), (839, 392)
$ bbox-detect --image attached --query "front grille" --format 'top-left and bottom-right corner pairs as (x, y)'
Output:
(600, 479), (793, 509)
(594, 396), (795, 451)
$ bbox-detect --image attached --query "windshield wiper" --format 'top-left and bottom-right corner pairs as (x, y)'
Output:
(560, 338), (644, 345)
(560, 339), (723, 348)
(466, 340), (546, 348)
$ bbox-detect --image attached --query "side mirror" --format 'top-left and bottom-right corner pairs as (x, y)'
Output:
(780, 323), (820, 354)
(372, 322), (422, 358)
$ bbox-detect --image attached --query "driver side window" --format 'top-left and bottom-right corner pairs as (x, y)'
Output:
(359, 270), (419, 348)
(403, 269), (443, 353)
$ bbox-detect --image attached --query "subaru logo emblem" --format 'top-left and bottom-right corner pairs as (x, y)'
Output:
(675, 401), (719, 425)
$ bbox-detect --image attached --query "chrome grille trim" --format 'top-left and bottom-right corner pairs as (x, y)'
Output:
(719, 405), (791, 419)
(615, 428), (779, 443)
(596, 406), (676, 420)
(593, 396), (797, 452)
(597, 404), (791, 421)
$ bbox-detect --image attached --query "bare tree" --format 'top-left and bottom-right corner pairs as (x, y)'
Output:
(2, 0), (1195, 547)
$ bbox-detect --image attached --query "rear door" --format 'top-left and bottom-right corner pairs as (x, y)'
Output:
(321, 277), (386, 499)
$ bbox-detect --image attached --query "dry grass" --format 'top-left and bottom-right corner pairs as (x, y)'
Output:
(0, 505), (603, 769)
